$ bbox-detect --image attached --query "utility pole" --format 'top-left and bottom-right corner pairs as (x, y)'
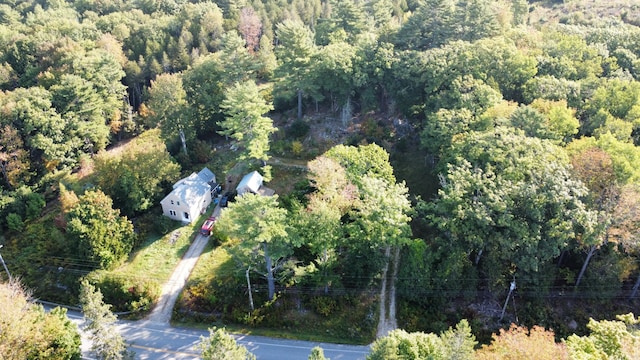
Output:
(500, 277), (516, 321)
(0, 245), (12, 282)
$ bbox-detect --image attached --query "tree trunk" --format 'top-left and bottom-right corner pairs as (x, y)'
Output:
(0, 163), (11, 190)
(297, 89), (303, 120)
(340, 97), (352, 127)
(387, 246), (400, 330)
(179, 128), (187, 154)
(575, 245), (597, 290)
(474, 248), (483, 265)
(376, 246), (391, 338)
(246, 267), (254, 311)
(630, 271), (640, 300)
(323, 248), (329, 295)
(264, 243), (275, 301)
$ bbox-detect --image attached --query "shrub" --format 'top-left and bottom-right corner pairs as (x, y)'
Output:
(310, 296), (337, 317)
(87, 273), (161, 315)
(291, 141), (304, 156)
(287, 120), (310, 139)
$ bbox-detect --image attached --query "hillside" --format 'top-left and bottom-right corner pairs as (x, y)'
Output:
(0, 0), (639, 355)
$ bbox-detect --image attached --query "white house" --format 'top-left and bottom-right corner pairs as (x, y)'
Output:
(236, 170), (275, 196)
(160, 167), (219, 223)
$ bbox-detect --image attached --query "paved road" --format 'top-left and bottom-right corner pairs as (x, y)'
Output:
(59, 202), (370, 359)
(64, 310), (370, 359)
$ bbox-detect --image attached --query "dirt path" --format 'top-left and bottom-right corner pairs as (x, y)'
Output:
(268, 156), (308, 169)
(146, 205), (221, 324)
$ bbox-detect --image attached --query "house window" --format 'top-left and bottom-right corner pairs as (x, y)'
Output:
(184, 212), (189, 220)
(170, 200), (174, 205)
(177, 201), (180, 206)
(169, 210), (176, 216)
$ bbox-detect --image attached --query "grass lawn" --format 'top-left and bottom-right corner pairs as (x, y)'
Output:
(86, 208), (215, 316)
(113, 226), (195, 284)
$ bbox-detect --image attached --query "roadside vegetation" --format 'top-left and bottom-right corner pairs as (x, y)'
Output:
(1, 0), (640, 355)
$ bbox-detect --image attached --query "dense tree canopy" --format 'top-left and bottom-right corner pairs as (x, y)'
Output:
(2, 0), (640, 347)
(66, 190), (136, 270)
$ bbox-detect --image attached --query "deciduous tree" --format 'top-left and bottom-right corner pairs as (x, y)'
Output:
(67, 190), (136, 270)
(0, 125), (29, 189)
(93, 129), (180, 217)
(565, 313), (640, 360)
(145, 73), (191, 154)
(0, 281), (81, 360)
(427, 128), (598, 289)
(215, 193), (290, 301)
(476, 324), (568, 360)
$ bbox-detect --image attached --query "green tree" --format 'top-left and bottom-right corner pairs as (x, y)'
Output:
(325, 143), (396, 186)
(215, 193), (290, 301)
(581, 78), (640, 141)
(199, 328), (255, 360)
(93, 129), (180, 217)
(219, 81), (276, 166)
(310, 40), (357, 112)
(0, 281), (81, 360)
(394, 0), (456, 50)
(427, 128), (598, 289)
(292, 156), (357, 292)
(275, 19), (317, 119)
(0, 87), (73, 170)
(308, 346), (328, 360)
(67, 190), (136, 270)
(395, 0), (500, 50)
(0, 125), (30, 189)
(565, 313), (640, 360)
(145, 73), (191, 154)
(511, 0), (529, 26)
(218, 31), (259, 84)
(182, 54), (226, 133)
(79, 279), (133, 360)
(537, 32), (604, 81)
(367, 320), (475, 360)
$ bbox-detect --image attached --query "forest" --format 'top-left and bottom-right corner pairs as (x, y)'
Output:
(1, 0), (640, 356)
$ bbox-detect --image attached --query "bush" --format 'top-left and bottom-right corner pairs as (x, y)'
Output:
(87, 273), (161, 315)
(287, 120), (310, 139)
(291, 141), (304, 156)
(310, 296), (337, 317)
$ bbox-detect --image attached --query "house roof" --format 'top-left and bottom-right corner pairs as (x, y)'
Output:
(163, 167), (215, 206)
(198, 167), (215, 183)
(169, 179), (210, 204)
(236, 170), (263, 194)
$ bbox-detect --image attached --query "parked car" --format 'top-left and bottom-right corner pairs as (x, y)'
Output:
(219, 195), (228, 207)
(200, 216), (217, 236)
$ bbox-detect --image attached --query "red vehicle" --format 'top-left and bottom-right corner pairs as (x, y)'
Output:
(200, 216), (217, 236)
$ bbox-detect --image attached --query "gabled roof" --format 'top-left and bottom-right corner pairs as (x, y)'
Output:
(163, 167), (215, 206)
(198, 167), (215, 183)
(236, 170), (264, 194)
(168, 179), (210, 205)
(173, 167), (215, 189)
